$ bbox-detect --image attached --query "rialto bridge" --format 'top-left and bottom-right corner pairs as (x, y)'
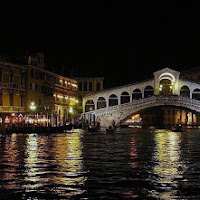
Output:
(82, 68), (200, 127)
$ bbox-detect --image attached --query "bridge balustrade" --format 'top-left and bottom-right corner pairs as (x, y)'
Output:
(85, 95), (200, 116)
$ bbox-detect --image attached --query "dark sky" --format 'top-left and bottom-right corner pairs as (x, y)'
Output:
(1, 1), (200, 88)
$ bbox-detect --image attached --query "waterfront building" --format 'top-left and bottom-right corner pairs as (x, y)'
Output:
(26, 52), (78, 126)
(74, 77), (104, 114)
(54, 74), (78, 126)
(0, 60), (26, 125)
(0, 52), (78, 127)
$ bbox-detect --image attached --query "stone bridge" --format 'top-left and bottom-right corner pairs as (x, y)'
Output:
(83, 68), (200, 127)
(84, 95), (200, 127)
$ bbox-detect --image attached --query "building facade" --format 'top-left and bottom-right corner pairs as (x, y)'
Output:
(0, 53), (78, 127)
(54, 74), (78, 126)
(0, 61), (26, 125)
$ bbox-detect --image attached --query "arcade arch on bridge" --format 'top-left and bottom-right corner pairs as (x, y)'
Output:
(192, 88), (200, 100)
(132, 89), (142, 100)
(97, 97), (106, 109)
(121, 91), (130, 104)
(180, 86), (190, 98)
(109, 94), (118, 107)
(144, 86), (154, 98)
(85, 100), (95, 112)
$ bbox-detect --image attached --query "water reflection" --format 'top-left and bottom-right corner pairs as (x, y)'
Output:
(0, 133), (21, 190)
(24, 134), (42, 190)
(0, 132), (85, 199)
(51, 133), (86, 198)
(152, 130), (183, 199)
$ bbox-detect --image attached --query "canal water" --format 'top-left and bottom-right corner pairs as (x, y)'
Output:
(1, 128), (200, 199)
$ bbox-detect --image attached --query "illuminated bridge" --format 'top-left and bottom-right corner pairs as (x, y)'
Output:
(83, 68), (200, 127)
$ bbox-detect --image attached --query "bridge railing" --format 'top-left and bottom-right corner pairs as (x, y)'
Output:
(85, 95), (200, 115)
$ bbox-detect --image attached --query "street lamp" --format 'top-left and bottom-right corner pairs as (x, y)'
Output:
(30, 102), (36, 111)
(30, 102), (37, 126)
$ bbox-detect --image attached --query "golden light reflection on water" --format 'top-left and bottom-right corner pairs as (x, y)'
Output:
(51, 133), (85, 197)
(152, 130), (183, 199)
(0, 133), (20, 190)
(23, 132), (85, 198)
(24, 134), (42, 190)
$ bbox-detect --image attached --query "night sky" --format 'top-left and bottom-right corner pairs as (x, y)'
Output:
(1, 1), (200, 88)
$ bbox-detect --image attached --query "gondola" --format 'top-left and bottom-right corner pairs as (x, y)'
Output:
(106, 126), (116, 133)
(171, 124), (184, 132)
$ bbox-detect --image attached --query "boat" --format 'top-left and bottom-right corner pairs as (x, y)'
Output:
(87, 125), (100, 133)
(171, 124), (184, 132)
(106, 126), (116, 133)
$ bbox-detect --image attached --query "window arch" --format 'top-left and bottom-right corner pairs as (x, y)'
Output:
(109, 94), (118, 107)
(180, 86), (190, 98)
(121, 91), (130, 104)
(144, 85), (154, 98)
(132, 89), (142, 100)
(97, 97), (106, 109)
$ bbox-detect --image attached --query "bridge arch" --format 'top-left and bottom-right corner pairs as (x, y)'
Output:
(192, 88), (200, 100)
(121, 91), (130, 104)
(180, 86), (190, 98)
(132, 89), (142, 100)
(144, 85), (154, 98)
(85, 100), (95, 112)
(109, 94), (118, 107)
(97, 97), (106, 109)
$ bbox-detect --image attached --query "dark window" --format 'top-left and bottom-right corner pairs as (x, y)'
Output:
(31, 70), (34, 78)
(10, 69), (13, 83)
(0, 89), (2, 106)
(0, 68), (2, 82)
(78, 82), (82, 91)
(84, 82), (87, 91)
(89, 82), (92, 91)
(20, 95), (24, 107)
(10, 92), (14, 106)
(97, 82), (101, 91)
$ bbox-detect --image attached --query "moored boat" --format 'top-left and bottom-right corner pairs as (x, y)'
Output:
(171, 124), (184, 132)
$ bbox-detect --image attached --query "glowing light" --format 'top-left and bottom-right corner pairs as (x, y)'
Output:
(57, 95), (64, 99)
(71, 83), (77, 87)
(75, 100), (79, 103)
(69, 107), (73, 113)
(159, 72), (175, 82)
(30, 102), (36, 111)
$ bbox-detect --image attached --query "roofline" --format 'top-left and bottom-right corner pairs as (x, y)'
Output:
(84, 78), (154, 97)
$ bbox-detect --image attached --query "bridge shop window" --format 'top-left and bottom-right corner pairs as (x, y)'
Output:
(85, 100), (95, 112)
(132, 89), (142, 100)
(192, 88), (200, 100)
(144, 86), (154, 98)
(180, 86), (190, 98)
(97, 97), (106, 109)
(109, 94), (118, 107)
(121, 91), (130, 104)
